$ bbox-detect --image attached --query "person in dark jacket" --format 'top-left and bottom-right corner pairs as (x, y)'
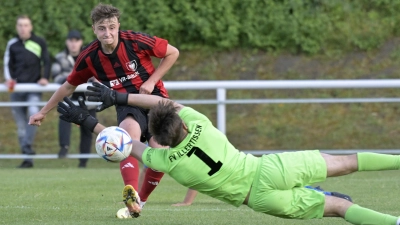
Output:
(3, 15), (51, 168)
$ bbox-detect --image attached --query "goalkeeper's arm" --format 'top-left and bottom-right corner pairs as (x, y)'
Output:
(57, 97), (104, 134)
(57, 96), (147, 162)
(85, 82), (185, 113)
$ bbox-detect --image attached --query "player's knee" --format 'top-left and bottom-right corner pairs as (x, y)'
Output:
(324, 195), (353, 217)
(119, 117), (142, 140)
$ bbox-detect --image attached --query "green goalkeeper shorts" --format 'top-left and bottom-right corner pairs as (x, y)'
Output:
(248, 150), (327, 219)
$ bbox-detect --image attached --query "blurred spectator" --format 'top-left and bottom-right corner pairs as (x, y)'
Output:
(52, 30), (96, 168)
(3, 15), (51, 168)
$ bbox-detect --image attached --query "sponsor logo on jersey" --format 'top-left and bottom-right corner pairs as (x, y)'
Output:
(110, 79), (120, 87)
(109, 72), (139, 87)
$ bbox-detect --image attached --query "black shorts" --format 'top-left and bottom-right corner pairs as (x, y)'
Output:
(116, 105), (151, 142)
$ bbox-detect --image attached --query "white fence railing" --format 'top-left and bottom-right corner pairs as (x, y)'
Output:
(1, 79), (400, 158)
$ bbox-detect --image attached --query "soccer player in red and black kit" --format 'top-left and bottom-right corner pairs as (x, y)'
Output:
(29, 3), (189, 214)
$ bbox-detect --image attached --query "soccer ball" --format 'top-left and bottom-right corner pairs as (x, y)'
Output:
(95, 126), (132, 162)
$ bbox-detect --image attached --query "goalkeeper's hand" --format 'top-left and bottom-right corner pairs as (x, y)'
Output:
(85, 82), (128, 112)
(57, 97), (98, 132)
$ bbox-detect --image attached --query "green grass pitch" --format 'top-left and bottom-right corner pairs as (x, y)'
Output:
(0, 159), (399, 225)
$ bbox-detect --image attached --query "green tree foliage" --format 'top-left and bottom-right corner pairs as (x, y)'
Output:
(0, 0), (400, 57)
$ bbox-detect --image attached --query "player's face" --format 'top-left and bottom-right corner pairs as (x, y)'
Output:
(65, 38), (83, 56)
(92, 17), (120, 46)
(16, 18), (32, 40)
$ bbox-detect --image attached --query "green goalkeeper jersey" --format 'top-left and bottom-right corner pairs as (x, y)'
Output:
(142, 107), (260, 207)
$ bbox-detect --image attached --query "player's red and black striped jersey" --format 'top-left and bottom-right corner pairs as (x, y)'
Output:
(67, 30), (169, 98)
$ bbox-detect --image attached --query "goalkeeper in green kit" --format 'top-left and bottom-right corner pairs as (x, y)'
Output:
(57, 82), (400, 225)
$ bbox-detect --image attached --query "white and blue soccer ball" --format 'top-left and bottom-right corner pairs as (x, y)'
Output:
(95, 126), (132, 162)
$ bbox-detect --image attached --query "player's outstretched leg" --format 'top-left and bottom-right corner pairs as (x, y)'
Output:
(321, 153), (400, 224)
(139, 167), (164, 207)
(321, 153), (400, 177)
(136, 137), (167, 207)
(324, 195), (400, 225)
(120, 156), (140, 190)
(122, 185), (142, 218)
(118, 117), (142, 190)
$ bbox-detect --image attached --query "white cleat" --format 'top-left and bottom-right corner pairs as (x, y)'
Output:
(116, 207), (131, 219)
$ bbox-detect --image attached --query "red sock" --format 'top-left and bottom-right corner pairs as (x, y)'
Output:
(120, 155), (140, 190)
(138, 168), (164, 202)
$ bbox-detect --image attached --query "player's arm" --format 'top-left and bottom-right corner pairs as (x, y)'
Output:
(171, 189), (198, 207)
(143, 44), (179, 88)
(29, 46), (96, 126)
(43, 82), (78, 114)
(135, 32), (179, 94)
(29, 81), (77, 126)
(126, 93), (183, 112)
(85, 82), (184, 113)
(56, 97), (147, 163)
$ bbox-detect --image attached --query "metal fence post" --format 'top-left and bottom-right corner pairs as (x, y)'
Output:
(217, 88), (226, 134)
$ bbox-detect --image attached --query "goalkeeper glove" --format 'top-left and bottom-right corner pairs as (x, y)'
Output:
(57, 97), (98, 132)
(85, 82), (128, 112)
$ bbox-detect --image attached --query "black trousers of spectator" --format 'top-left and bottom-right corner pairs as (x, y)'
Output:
(58, 108), (97, 165)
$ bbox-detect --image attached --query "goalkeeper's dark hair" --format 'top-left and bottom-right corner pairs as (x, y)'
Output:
(91, 3), (121, 24)
(148, 100), (184, 147)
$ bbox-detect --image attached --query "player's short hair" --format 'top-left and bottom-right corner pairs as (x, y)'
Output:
(148, 100), (184, 148)
(16, 14), (31, 23)
(90, 3), (120, 24)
